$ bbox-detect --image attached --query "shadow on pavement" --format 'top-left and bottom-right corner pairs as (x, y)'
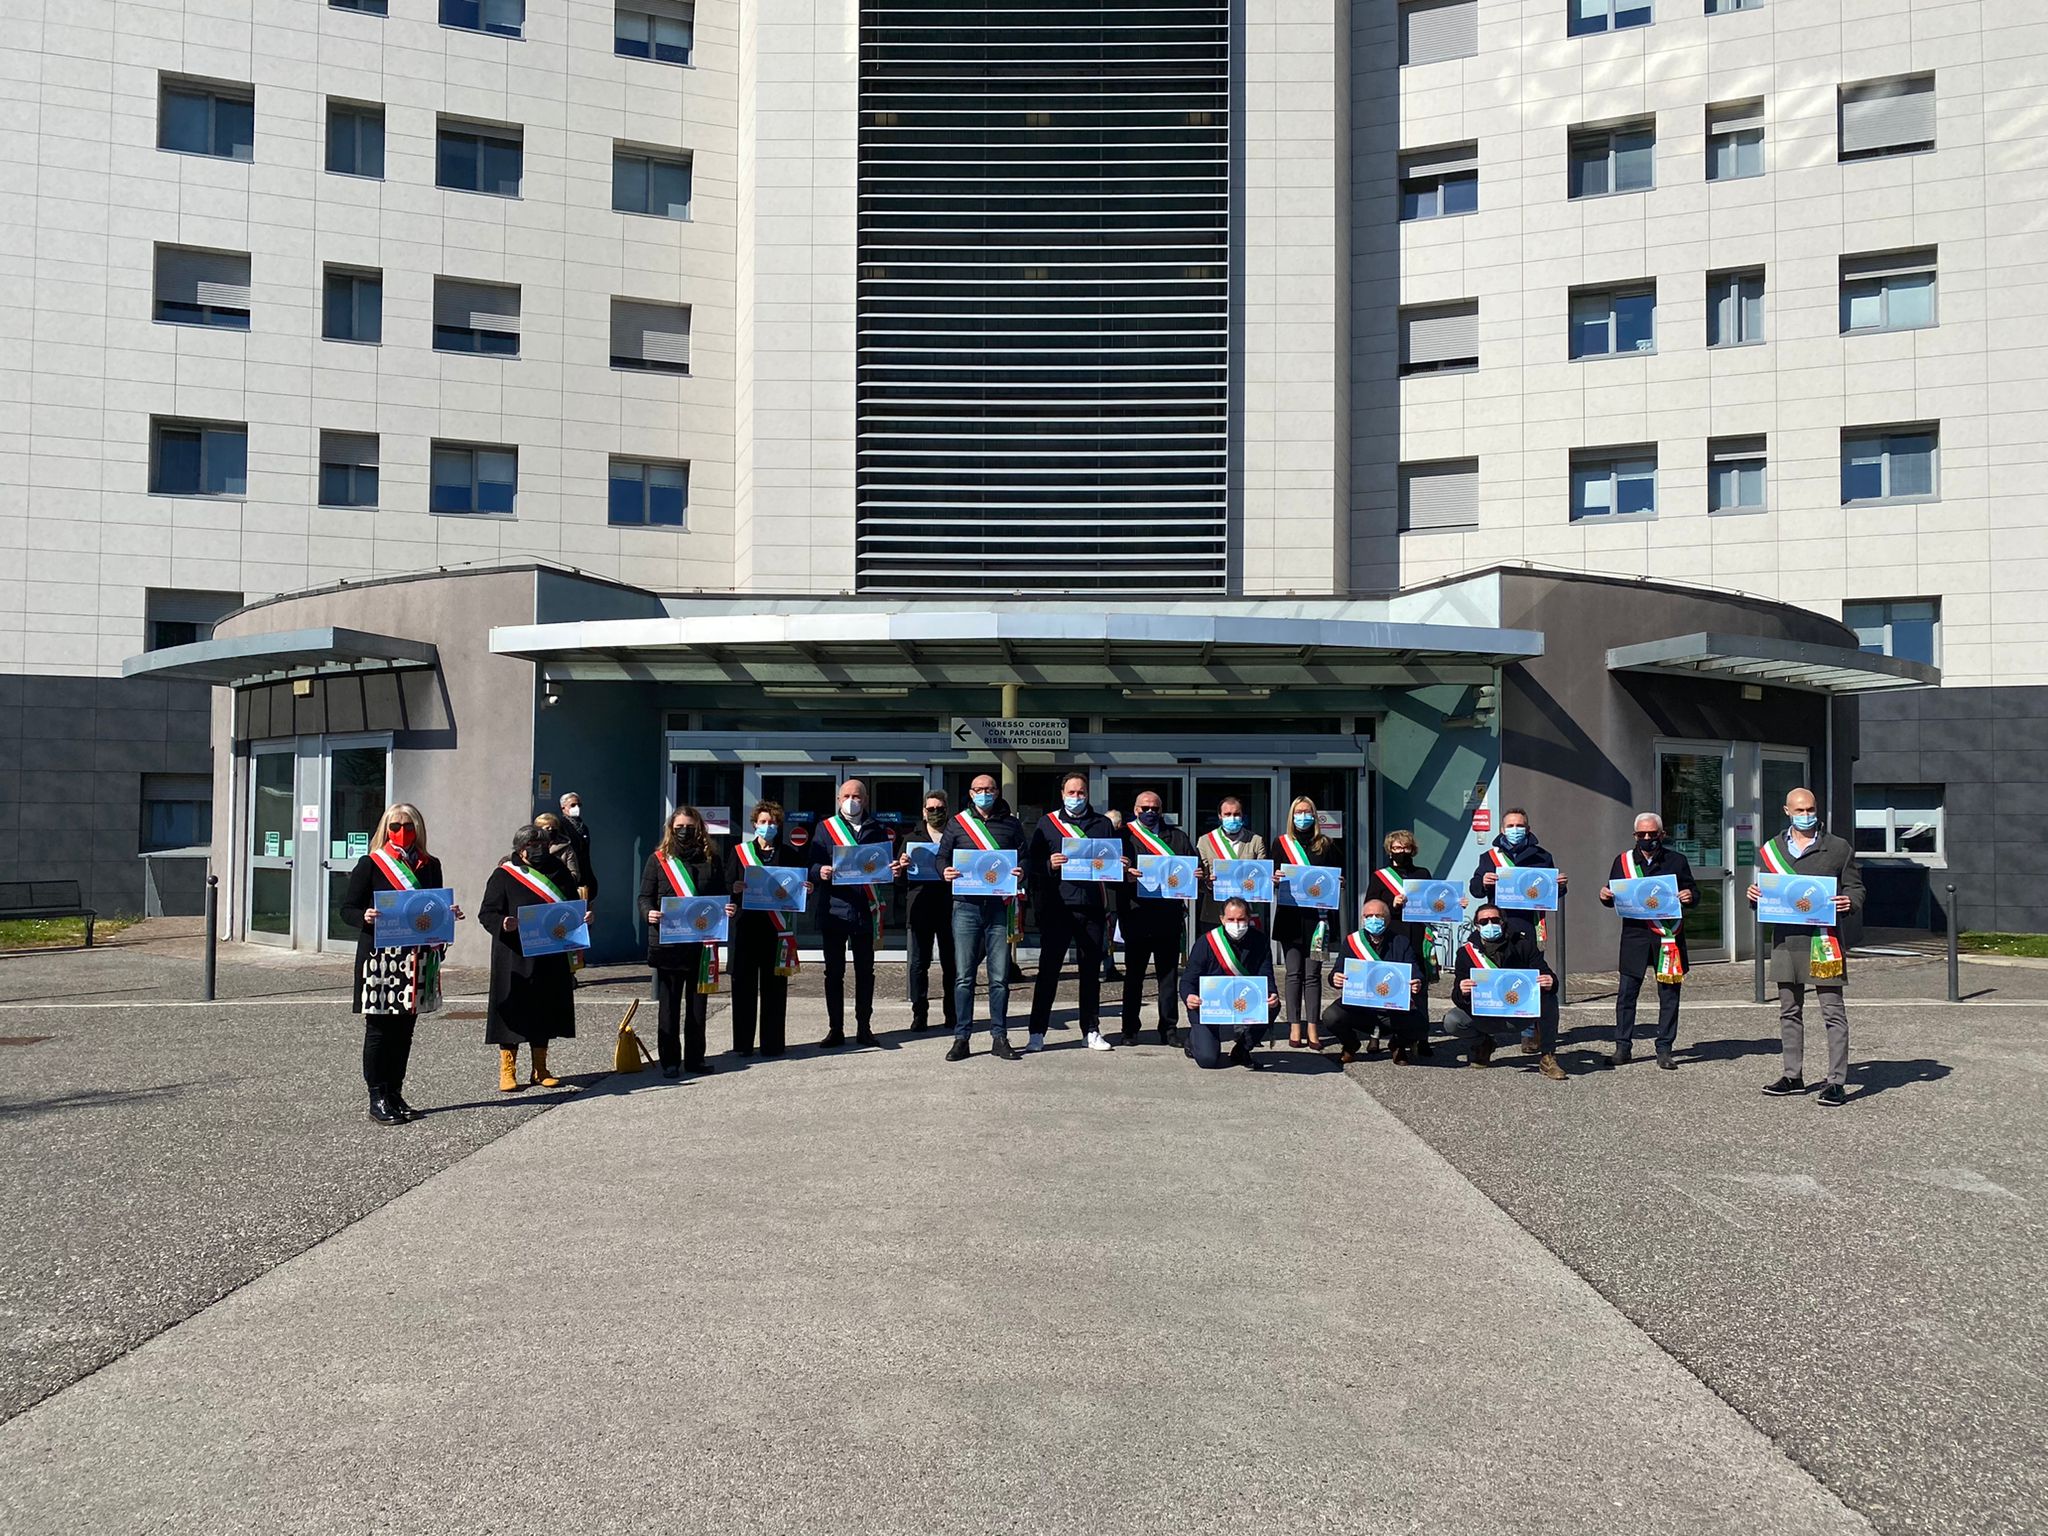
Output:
(1847, 1057), (1952, 1102)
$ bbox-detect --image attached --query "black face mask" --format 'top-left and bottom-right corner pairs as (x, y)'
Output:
(1391, 851), (1416, 867)
(1636, 835), (1662, 853)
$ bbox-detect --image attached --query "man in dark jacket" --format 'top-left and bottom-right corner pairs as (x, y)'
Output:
(898, 788), (956, 1033)
(1117, 787), (1196, 1046)
(810, 777), (896, 1048)
(1321, 896), (1425, 1063)
(1750, 786), (1865, 1107)
(1597, 812), (1698, 1069)
(1443, 902), (1564, 1079)
(1026, 771), (1121, 1053)
(1179, 898), (1279, 1069)
(1468, 808), (1566, 1055)
(937, 773), (1025, 1061)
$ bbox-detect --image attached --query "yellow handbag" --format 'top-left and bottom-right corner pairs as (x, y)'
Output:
(613, 999), (653, 1073)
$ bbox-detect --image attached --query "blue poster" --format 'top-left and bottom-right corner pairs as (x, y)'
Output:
(952, 848), (1019, 898)
(517, 899), (589, 958)
(1612, 874), (1681, 921)
(741, 865), (806, 914)
(831, 841), (895, 886)
(1470, 967), (1541, 1019)
(1493, 867), (1559, 912)
(1403, 878), (1464, 922)
(905, 841), (943, 882)
(373, 887), (455, 949)
(1211, 858), (1274, 903)
(1276, 864), (1342, 910)
(659, 895), (729, 946)
(1061, 837), (1126, 883)
(1198, 975), (1266, 1031)
(1136, 853), (1198, 901)
(1758, 873), (1838, 927)
(1341, 959), (1413, 1008)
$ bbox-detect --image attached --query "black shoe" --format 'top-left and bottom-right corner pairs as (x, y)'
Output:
(687, 1059), (713, 1075)
(1118, 1030), (1138, 1048)
(818, 1032), (845, 1049)
(735, 1045), (757, 1058)
(910, 1018), (928, 1032)
(1161, 1027), (1180, 1047)
(1656, 1050), (1676, 1071)
(1817, 1083), (1846, 1107)
(945, 1039), (971, 1062)
(855, 1029), (880, 1047)
(760, 1046), (786, 1058)
(1415, 1040), (1434, 1059)
(1614, 1045), (1633, 1066)
(661, 1063), (681, 1079)
(1762, 1075), (1806, 1096)
(388, 1092), (421, 1121)
(992, 1038), (1019, 1061)
(367, 1094), (404, 1125)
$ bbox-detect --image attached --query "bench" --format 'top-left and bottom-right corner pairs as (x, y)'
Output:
(0, 880), (98, 947)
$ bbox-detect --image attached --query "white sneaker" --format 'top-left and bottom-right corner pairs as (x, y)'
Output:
(1086, 1031), (1113, 1051)
(1026, 1033), (1046, 1053)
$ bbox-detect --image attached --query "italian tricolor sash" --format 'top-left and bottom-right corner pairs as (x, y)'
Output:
(820, 815), (884, 943)
(1045, 812), (1085, 842)
(735, 839), (797, 975)
(499, 861), (565, 903)
(370, 847), (418, 890)
(1205, 928), (1248, 974)
(1277, 834), (1327, 948)
(1488, 847), (1547, 942)
(1375, 867), (1435, 964)
(658, 853), (719, 994)
(954, 810), (998, 850)
(1344, 929), (1381, 962)
(1201, 828), (1242, 862)
(1758, 835), (1844, 979)
(1127, 821), (1172, 857)
(1462, 942), (1498, 970)
(1623, 850), (1685, 983)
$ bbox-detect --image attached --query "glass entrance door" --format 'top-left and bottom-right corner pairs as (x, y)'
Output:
(247, 747), (297, 945)
(1189, 771), (1279, 849)
(1659, 743), (1732, 962)
(1103, 773), (1187, 835)
(320, 740), (390, 951)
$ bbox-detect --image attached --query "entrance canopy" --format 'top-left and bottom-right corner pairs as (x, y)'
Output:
(489, 607), (1545, 689)
(121, 626), (439, 687)
(1605, 632), (1938, 695)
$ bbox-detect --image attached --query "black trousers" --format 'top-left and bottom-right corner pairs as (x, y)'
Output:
(906, 907), (957, 1028)
(729, 923), (788, 1055)
(821, 910), (876, 1036)
(1321, 1000), (1420, 1054)
(361, 1014), (416, 1097)
(1031, 911), (1105, 1034)
(654, 965), (708, 1068)
(1120, 921), (1183, 1033)
(1615, 969), (1682, 1051)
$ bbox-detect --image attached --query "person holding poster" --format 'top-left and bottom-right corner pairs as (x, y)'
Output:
(341, 802), (459, 1125)
(899, 790), (958, 1035)
(810, 778), (895, 1049)
(724, 800), (811, 1058)
(477, 823), (581, 1093)
(1117, 787), (1196, 1047)
(1597, 812), (1698, 1070)
(1178, 897), (1279, 1069)
(1443, 902), (1564, 1079)
(1321, 896), (1424, 1063)
(1194, 796), (1267, 933)
(1469, 807), (1565, 1056)
(1369, 829), (1443, 1057)
(937, 773), (1027, 1061)
(1027, 771), (1120, 1053)
(1272, 795), (1334, 1050)
(640, 805), (732, 1079)
(1750, 786), (1863, 1107)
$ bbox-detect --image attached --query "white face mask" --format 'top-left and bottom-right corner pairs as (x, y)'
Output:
(841, 797), (863, 819)
(1224, 920), (1250, 941)
(563, 805), (581, 820)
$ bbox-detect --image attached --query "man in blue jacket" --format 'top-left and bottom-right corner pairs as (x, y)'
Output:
(1179, 897), (1280, 1069)
(1468, 808), (1565, 1054)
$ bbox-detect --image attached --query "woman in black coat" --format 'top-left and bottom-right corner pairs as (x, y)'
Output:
(476, 823), (580, 1093)
(340, 803), (459, 1125)
(640, 805), (734, 1078)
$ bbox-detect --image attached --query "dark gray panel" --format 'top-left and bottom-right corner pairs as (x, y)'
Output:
(100, 676), (167, 711)
(21, 678), (99, 711)
(92, 739), (171, 774)
(21, 706), (98, 743)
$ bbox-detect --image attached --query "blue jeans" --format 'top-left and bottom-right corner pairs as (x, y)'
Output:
(951, 898), (1013, 1043)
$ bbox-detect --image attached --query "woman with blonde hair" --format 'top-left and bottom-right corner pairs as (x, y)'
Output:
(340, 803), (460, 1124)
(1272, 795), (1333, 1049)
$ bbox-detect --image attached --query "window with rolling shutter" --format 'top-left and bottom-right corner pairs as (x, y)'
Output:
(318, 431), (380, 509)
(1399, 301), (1479, 375)
(610, 299), (692, 374)
(1399, 460), (1479, 533)
(432, 278), (520, 356)
(1706, 99), (1764, 180)
(1400, 0), (1477, 65)
(1400, 142), (1478, 220)
(154, 245), (252, 329)
(1839, 75), (1934, 161)
(1839, 248), (1937, 333)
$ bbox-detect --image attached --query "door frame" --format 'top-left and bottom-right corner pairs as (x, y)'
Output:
(1654, 737), (1735, 963)
(244, 742), (299, 948)
(314, 734), (393, 954)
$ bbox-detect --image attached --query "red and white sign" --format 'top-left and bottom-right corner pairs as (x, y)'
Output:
(1471, 807), (1492, 834)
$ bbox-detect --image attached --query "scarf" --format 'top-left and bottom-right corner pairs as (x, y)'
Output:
(1622, 849), (1684, 983)
(1757, 833), (1844, 980)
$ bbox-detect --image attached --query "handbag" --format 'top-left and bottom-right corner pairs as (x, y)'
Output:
(613, 999), (653, 1073)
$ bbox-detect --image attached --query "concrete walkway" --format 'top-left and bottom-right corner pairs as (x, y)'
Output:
(1, 1027), (1866, 1536)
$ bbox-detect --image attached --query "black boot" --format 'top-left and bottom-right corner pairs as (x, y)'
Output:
(945, 1039), (970, 1062)
(367, 1093), (404, 1125)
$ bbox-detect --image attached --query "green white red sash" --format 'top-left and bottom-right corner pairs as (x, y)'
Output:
(1622, 849), (1685, 983)
(820, 815), (884, 943)
(499, 861), (565, 903)
(1205, 928), (1248, 974)
(1487, 847), (1548, 942)
(658, 853), (719, 993)
(370, 847), (418, 890)
(955, 810), (998, 850)
(1462, 942), (1498, 970)
(1375, 867), (1437, 964)
(1344, 929), (1381, 962)
(1201, 828), (1242, 862)
(1277, 833), (1327, 948)
(1045, 812), (1085, 842)
(1758, 834), (1844, 979)
(735, 839), (798, 975)
(1127, 820), (1172, 857)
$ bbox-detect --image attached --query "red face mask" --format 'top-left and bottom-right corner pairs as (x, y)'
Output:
(386, 825), (417, 853)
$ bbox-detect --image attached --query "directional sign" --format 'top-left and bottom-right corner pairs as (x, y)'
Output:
(949, 717), (1070, 752)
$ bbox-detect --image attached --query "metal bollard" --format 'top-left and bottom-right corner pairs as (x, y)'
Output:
(202, 873), (219, 1003)
(1753, 901), (1767, 1004)
(1555, 891), (1567, 1004)
(1946, 883), (1960, 1004)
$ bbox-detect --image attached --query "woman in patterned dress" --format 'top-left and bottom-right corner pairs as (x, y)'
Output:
(341, 803), (459, 1125)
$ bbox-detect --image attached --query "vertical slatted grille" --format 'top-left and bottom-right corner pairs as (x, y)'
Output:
(856, 0), (1231, 593)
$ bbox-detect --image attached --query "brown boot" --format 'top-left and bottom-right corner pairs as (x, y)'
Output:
(1538, 1053), (1567, 1081)
(498, 1048), (523, 1093)
(529, 1045), (562, 1088)
(1468, 1035), (1495, 1068)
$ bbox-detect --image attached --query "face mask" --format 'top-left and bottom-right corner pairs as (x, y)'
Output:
(563, 806), (581, 820)
(1293, 812), (1316, 832)
(1224, 920), (1250, 941)
(1221, 815), (1244, 836)
(1063, 795), (1087, 816)
(1791, 812), (1818, 832)
(1636, 835), (1662, 852)
(841, 797), (863, 819)
(1390, 849), (1415, 867)
(386, 825), (416, 852)
(754, 823), (778, 843)
(971, 790), (996, 812)
(1479, 922), (1504, 942)
(1138, 807), (1161, 828)
(925, 807), (946, 826)
(1503, 826), (1527, 846)
(1362, 916), (1387, 937)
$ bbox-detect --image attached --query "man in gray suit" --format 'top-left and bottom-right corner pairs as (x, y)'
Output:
(1748, 785), (1863, 1107)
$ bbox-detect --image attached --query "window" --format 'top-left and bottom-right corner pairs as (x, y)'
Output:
(143, 589), (241, 652)
(1844, 599), (1939, 667)
(1839, 75), (1935, 161)
(151, 419), (248, 497)
(608, 458), (691, 527)
(1399, 0), (1476, 64)
(1707, 268), (1765, 347)
(430, 443), (517, 515)
(436, 119), (523, 196)
(1399, 143), (1477, 221)
(1568, 0), (1652, 37)
(1705, 0), (1759, 11)
(319, 432), (380, 508)
(1570, 447), (1657, 519)
(1569, 283), (1655, 359)
(158, 77), (254, 160)
(615, 1), (694, 64)
(1399, 459), (1479, 532)
(1841, 425), (1938, 505)
(331, 0), (388, 11)
(1854, 785), (1943, 857)
(1706, 99), (1764, 181)
(1840, 249), (1936, 334)
(442, 0), (524, 37)
(1398, 300), (1479, 375)
(323, 266), (383, 344)
(326, 101), (385, 178)
(141, 774), (215, 853)
(610, 299), (691, 373)
(612, 148), (693, 219)
(434, 278), (521, 356)
(153, 246), (251, 330)
(1708, 436), (1767, 513)
(1569, 119), (1654, 197)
